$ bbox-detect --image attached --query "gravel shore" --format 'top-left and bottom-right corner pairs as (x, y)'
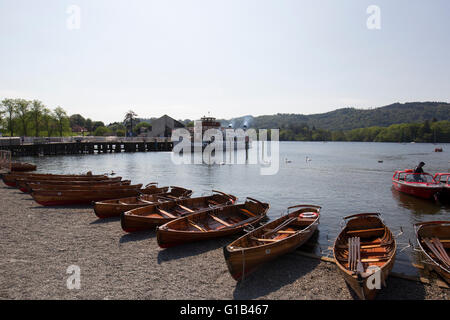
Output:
(0, 182), (448, 300)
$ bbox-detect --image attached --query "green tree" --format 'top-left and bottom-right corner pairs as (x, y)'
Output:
(92, 121), (105, 131)
(133, 121), (151, 135)
(94, 126), (111, 136)
(1, 98), (17, 136)
(124, 110), (138, 137)
(42, 108), (55, 137)
(85, 118), (93, 132)
(15, 99), (31, 136)
(30, 100), (44, 137)
(53, 107), (69, 137)
(69, 114), (86, 129)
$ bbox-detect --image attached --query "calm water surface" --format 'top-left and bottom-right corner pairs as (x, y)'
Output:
(19, 142), (450, 276)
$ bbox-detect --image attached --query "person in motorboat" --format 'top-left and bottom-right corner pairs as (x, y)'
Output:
(413, 162), (425, 182)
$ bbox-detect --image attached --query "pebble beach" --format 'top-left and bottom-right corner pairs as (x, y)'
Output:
(0, 181), (448, 300)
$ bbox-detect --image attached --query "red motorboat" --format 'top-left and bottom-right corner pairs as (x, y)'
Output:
(434, 173), (450, 201)
(392, 170), (442, 200)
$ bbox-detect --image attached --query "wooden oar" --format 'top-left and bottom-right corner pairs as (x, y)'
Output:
(356, 237), (364, 273)
(431, 238), (450, 266)
(262, 217), (297, 239)
(348, 238), (352, 271)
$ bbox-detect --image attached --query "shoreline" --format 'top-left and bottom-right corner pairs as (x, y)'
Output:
(0, 182), (448, 300)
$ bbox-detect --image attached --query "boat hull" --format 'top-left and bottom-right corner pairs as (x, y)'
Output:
(95, 202), (155, 219)
(121, 212), (166, 232)
(415, 221), (450, 284)
(17, 177), (124, 193)
(2, 173), (109, 187)
(157, 199), (269, 248)
(20, 180), (127, 193)
(157, 226), (249, 248)
(121, 193), (237, 231)
(392, 181), (441, 199)
(333, 213), (396, 300)
(32, 189), (142, 206)
(224, 206), (321, 281)
(11, 162), (37, 172)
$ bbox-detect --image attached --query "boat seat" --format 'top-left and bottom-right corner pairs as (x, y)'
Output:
(250, 236), (278, 243)
(189, 220), (207, 232)
(276, 230), (296, 234)
(228, 217), (241, 224)
(347, 227), (384, 234)
(210, 214), (232, 227)
(177, 204), (194, 212)
(158, 208), (177, 219)
(263, 229), (296, 234)
(239, 208), (256, 217)
(338, 238), (393, 249)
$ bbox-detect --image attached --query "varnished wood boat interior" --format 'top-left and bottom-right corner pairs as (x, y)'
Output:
(230, 205), (320, 249)
(125, 193), (236, 220)
(333, 213), (397, 300)
(141, 185), (192, 198)
(100, 193), (165, 205)
(334, 213), (395, 271)
(161, 198), (269, 232)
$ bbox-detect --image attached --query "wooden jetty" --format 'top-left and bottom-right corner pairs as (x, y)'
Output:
(0, 137), (173, 157)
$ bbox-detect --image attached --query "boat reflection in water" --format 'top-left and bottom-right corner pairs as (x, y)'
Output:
(391, 187), (441, 215)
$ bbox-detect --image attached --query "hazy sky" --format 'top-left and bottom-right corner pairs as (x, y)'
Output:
(1, 0), (449, 124)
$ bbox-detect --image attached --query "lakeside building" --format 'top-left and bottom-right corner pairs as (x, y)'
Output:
(184, 115), (250, 150)
(146, 115), (185, 138)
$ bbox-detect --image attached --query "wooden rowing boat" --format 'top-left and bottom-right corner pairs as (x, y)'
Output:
(18, 177), (126, 193)
(31, 184), (143, 206)
(1, 172), (109, 187)
(10, 162), (37, 172)
(224, 204), (321, 281)
(156, 197), (269, 248)
(28, 181), (134, 192)
(121, 191), (237, 232)
(94, 193), (169, 219)
(94, 186), (207, 219)
(415, 221), (450, 284)
(333, 213), (396, 300)
(140, 185), (192, 197)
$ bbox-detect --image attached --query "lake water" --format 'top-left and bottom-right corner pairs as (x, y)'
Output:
(18, 141), (450, 277)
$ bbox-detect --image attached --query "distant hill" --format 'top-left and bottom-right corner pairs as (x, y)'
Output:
(221, 102), (450, 131)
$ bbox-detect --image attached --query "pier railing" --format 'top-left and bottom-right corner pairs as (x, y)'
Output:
(0, 136), (171, 146)
(0, 137), (173, 156)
